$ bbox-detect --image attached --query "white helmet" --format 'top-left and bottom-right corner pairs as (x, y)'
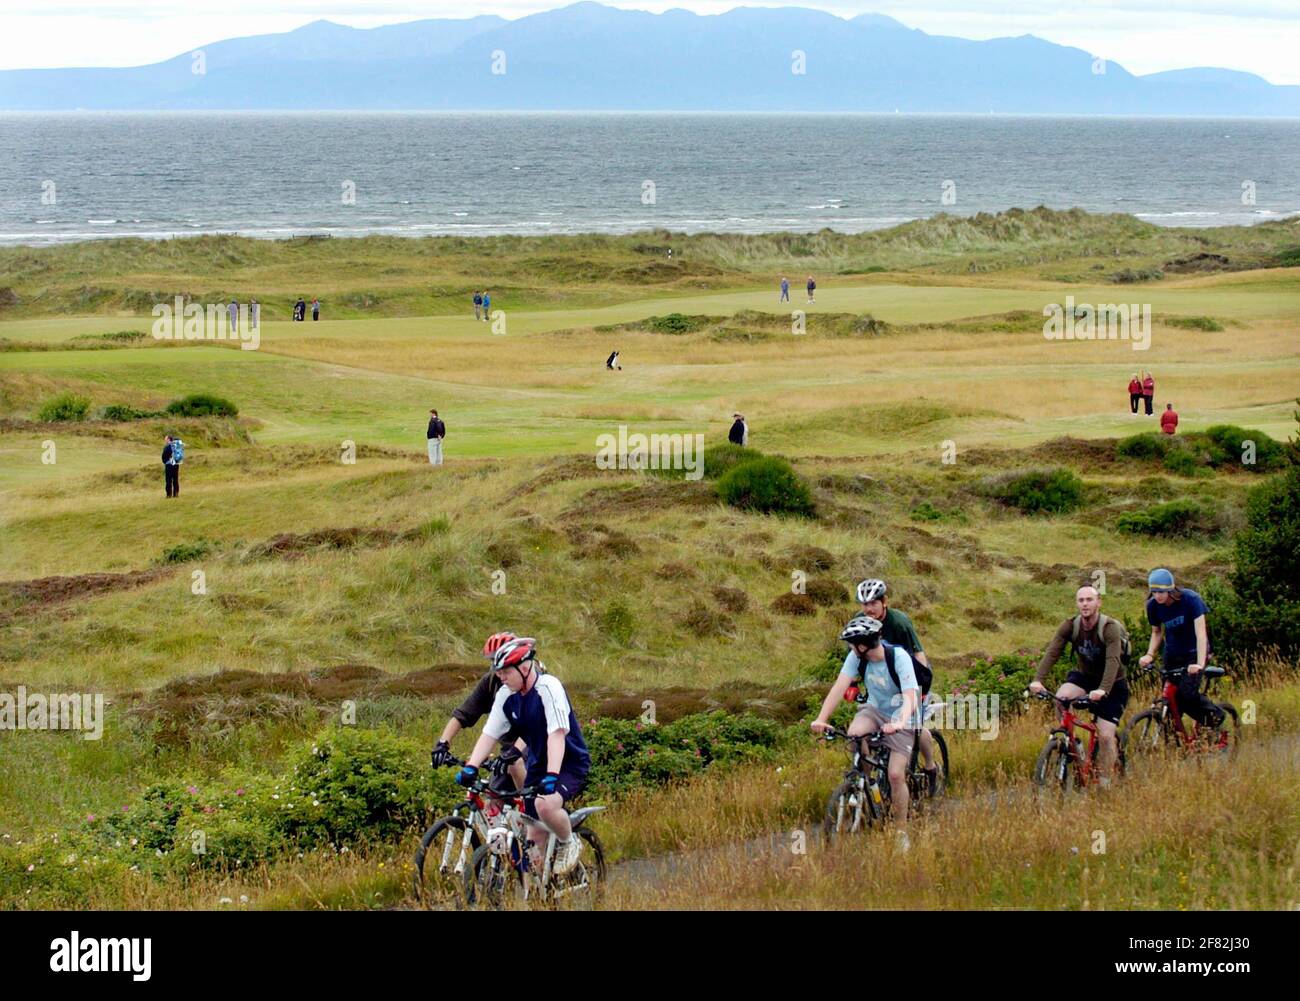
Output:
(856, 579), (887, 604)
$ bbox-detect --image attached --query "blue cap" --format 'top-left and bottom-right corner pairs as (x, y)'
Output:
(1148, 568), (1176, 591)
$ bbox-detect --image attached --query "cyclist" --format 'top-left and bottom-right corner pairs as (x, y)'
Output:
(856, 578), (939, 792)
(1140, 568), (1224, 729)
(431, 631), (527, 789)
(1028, 584), (1129, 785)
(456, 637), (591, 876)
(811, 616), (920, 849)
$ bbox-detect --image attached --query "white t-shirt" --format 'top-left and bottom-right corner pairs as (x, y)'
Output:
(482, 674), (573, 742)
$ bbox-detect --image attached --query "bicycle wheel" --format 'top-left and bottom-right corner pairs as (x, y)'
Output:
(550, 827), (607, 910)
(1033, 734), (1074, 796)
(413, 815), (480, 906)
(926, 730), (949, 800)
(465, 843), (525, 910)
(1120, 708), (1169, 775)
(823, 777), (866, 845)
(1205, 703), (1240, 759)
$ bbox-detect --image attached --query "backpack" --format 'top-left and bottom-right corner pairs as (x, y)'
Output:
(881, 641), (932, 698)
(1069, 613), (1130, 667)
(171, 439), (184, 464)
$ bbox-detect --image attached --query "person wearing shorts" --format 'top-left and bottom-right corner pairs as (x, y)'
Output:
(457, 636), (590, 875)
(1029, 584), (1128, 784)
(812, 615), (920, 847)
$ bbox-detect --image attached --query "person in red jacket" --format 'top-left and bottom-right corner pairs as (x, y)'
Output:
(1160, 402), (1179, 435)
(1128, 373), (1142, 414)
(1141, 371), (1155, 415)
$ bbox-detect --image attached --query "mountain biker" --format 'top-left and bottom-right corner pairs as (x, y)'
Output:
(1028, 584), (1128, 785)
(811, 616), (920, 849)
(456, 637), (591, 876)
(855, 579), (939, 793)
(1140, 569), (1224, 729)
(431, 631), (527, 789)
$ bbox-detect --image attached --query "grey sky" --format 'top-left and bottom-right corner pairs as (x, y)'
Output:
(2, 1), (1298, 83)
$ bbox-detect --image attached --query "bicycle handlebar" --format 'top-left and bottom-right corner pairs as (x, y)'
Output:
(1032, 690), (1098, 710)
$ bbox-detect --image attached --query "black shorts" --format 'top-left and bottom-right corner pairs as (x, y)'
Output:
(1064, 672), (1129, 725)
(523, 768), (587, 818)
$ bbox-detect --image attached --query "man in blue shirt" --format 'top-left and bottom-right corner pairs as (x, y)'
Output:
(1140, 568), (1223, 728)
(812, 616), (919, 847)
(457, 637), (590, 875)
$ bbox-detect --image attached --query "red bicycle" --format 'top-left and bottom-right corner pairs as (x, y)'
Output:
(1120, 664), (1238, 770)
(1032, 691), (1124, 793)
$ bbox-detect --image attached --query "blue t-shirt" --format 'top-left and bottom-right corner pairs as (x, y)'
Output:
(1146, 588), (1208, 666)
(840, 642), (919, 721)
(484, 674), (590, 779)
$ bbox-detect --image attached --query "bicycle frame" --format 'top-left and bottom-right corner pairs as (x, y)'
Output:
(1144, 670), (1230, 752)
(1056, 703), (1102, 786)
(477, 789), (605, 904)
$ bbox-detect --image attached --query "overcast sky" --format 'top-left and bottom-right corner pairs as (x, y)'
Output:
(3, 1), (1298, 84)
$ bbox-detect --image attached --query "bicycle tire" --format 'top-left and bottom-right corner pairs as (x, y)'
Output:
(465, 842), (525, 910)
(550, 827), (607, 910)
(823, 777), (866, 845)
(926, 730), (950, 800)
(1120, 707), (1168, 774)
(412, 814), (480, 906)
(1033, 734), (1073, 795)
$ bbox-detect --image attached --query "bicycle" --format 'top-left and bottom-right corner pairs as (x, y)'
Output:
(463, 780), (607, 910)
(1120, 664), (1239, 771)
(821, 709), (948, 844)
(1031, 691), (1125, 794)
(412, 752), (516, 906)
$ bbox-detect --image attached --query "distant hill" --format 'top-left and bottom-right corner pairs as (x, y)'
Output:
(3, 3), (1298, 114)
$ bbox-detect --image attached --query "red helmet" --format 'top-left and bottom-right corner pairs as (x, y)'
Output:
(482, 631), (518, 659)
(491, 637), (536, 673)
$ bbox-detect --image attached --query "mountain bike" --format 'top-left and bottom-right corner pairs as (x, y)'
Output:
(412, 752), (516, 906)
(822, 708), (947, 844)
(1120, 664), (1239, 771)
(463, 781), (607, 910)
(1031, 691), (1124, 794)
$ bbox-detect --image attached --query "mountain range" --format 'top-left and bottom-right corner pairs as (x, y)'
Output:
(3, 3), (1298, 115)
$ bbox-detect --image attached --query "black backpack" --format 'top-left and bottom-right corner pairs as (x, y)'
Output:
(881, 641), (932, 698)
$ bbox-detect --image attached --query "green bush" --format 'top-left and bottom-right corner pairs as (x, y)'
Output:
(716, 456), (816, 517)
(646, 313), (708, 334)
(600, 601), (636, 646)
(37, 392), (91, 422)
(160, 540), (214, 563)
(1166, 316), (1224, 331)
(165, 392), (238, 418)
(984, 468), (1084, 515)
(585, 711), (787, 795)
(1201, 425), (1284, 472)
(952, 653), (1040, 719)
(1116, 432), (1169, 460)
(910, 501), (944, 521)
(1115, 499), (1217, 537)
(1161, 446), (1203, 477)
(101, 403), (158, 421)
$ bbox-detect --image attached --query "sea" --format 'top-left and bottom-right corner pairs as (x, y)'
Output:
(1, 112), (1297, 246)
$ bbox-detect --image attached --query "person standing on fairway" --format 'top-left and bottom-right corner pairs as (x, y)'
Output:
(227, 298), (239, 337)
(473, 291), (483, 320)
(779, 276), (790, 302)
(482, 291), (491, 322)
(311, 298), (320, 322)
(606, 350), (621, 371)
(161, 435), (179, 498)
(728, 413), (748, 446)
(1128, 373), (1141, 415)
(250, 298), (260, 330)
(1142, 371), (1155, 415)
(1161, 402), (1179, 435)
(806, 275), (816, 304)
(426, 409), (445, 466)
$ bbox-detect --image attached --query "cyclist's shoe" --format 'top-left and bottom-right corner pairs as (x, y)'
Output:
(895, 830), (911, 854)
(923, 766), (939, 798)
(552, 835), (581, 876)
